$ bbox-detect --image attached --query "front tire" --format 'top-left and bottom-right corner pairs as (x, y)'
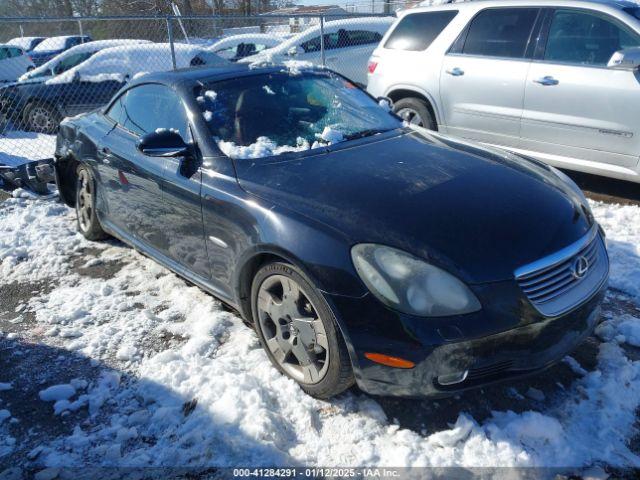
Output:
(251, 261), (354, 399)
(394, 97), (436, 130)
(75, 165), (108, 241)
(24, 102), (60, 134)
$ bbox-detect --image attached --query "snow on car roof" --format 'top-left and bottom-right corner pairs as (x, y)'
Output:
(7, 37), (42, 49)
(47, 43), (230, 85)
(21, 39), (151, 82)
(208, 34), (283, 51)
(246, 17), (395, 56)
(33, 35), (79, 52)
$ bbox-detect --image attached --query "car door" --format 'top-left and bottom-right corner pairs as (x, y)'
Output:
(521, 8), (640, 170)
(95, 84), (172, 251)
(156, 92), (211, 280)
(325, 29), (384, 85)
(440, 7), (541, 147)
(0, 47), (25, 82)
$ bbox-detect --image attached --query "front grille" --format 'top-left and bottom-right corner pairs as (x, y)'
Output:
(515, 226), (608, 317)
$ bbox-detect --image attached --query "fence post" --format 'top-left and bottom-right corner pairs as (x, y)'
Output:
(166, 17), (177, 71)
(77, 20), (84, 40)
(320, 16), (326, 67)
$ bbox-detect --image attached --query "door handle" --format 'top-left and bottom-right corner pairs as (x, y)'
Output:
(533, 76), (559, 86)
(446, 67), (464, 76)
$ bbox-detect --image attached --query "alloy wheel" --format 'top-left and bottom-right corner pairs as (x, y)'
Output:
(28, 106), (56, 133)
(77, 169), (93, 232)
(256, 274), (330, 384)
(397, 107), (424, 127)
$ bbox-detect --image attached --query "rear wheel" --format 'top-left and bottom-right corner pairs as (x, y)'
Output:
(394, 97), (436, 130)
(75, 165), (108, 241)
(24, 102), (60, 134)
(251, 261), (354, 398)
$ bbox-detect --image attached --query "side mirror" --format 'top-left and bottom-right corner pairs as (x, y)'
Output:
(71, 71), (81, 82)
(607, 47), (640, 71)
(288, 45), (303, 57)
(137, 129), (191, 157)
(377, 96), (393, 111)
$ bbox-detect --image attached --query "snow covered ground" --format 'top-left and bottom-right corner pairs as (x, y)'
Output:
(0, 131), (56, 167)
(0, 191), (639, 475)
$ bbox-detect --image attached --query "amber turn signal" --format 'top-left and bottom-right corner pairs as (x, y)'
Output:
(364, 353), (415, 369)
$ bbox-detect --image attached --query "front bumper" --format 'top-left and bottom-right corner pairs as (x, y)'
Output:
(327, 252), (608, 398)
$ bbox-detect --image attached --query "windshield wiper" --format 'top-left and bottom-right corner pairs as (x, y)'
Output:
(344, 128), (393, 141)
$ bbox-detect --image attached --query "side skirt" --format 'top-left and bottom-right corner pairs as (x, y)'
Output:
(100, 217), (241, 313)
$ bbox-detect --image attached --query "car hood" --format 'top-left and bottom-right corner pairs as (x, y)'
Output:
(234, 129), (594, 284)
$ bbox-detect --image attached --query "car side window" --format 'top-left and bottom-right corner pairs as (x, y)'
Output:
(385, 11), (458, 51)
(345, 30), (383, 47)
(0, 48), (8, 60)
(301, 31), (344, 52)
(53, 52), (93, 74)
(7, 47), (23, 58)
(462, 8), (539, 59)
(106, 84), (190, 140)
(544, 9), (640, 66)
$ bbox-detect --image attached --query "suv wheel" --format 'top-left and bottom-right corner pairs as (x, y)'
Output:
(251, 261), (354, 399)
(75, 164), (108, 241)
(394, 97), (436, 130)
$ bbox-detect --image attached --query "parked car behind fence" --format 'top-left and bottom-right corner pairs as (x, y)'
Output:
(0, 43), (229, 134)
(368, 0), (640, 184)
(30, 35), (92, 66)
(0, 44), (34, 83)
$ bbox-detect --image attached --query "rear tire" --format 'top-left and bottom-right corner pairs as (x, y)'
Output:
(75, 164), (108, 241)
(394, 97), (436, 130)
(251, 261), (354, 399)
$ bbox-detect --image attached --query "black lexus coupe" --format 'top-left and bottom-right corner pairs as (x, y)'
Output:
(54, 65), (609, 398)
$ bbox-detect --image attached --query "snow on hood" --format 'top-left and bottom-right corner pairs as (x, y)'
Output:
(20, 40), (150, 82)
(45, 43), (229, 85)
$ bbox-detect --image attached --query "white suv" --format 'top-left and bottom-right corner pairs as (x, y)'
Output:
(368, 0), (640, 183)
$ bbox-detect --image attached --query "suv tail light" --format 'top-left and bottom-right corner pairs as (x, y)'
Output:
(367, 60), (378, 74)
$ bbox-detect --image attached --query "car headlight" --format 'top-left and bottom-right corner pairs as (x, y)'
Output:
(351, 244), (481, 317)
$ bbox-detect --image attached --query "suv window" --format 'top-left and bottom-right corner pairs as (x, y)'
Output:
(385, 11), (458, 51)
(106, 84), (190, 139)
(462, 8), (539, 58)
(301, 29), (370, 52)
(544, 9), (640, 66)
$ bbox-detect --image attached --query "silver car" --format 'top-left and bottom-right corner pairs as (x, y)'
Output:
(367, 0), (640, 183)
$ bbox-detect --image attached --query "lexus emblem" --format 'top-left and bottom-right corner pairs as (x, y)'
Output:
(572, 256), (589, 279)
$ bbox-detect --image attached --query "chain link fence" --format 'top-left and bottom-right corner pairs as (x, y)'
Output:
(0, 12), (396, 189)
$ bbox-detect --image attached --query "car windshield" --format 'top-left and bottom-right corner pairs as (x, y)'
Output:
(34, 37), (69, 52)
(197, 70), (402, 159)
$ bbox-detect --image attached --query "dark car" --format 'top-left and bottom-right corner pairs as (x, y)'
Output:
(53, 65), (609, 399)
(0, 75), (124, 133)
(30, 35), (92, 66)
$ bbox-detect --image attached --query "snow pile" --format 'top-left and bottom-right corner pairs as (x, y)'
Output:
(0, 131), (56, 166)
(0, 194), (639, 469)
(39, 384), (76, 402)
(33, 36), (75, 52)
(216, 127), (345, 160)
(217, 136), (312, 159)
(282, 60), (314, 75)
(591, 201), (640, 299)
